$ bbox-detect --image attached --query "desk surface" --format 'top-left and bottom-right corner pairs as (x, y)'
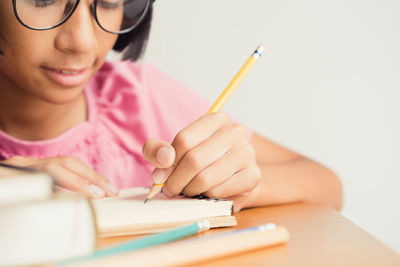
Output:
(101, 203), (400, 267)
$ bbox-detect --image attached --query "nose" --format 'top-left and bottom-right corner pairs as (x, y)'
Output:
(54, 2), (98, 54)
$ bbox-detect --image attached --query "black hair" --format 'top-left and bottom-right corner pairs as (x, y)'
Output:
(112, 5), (153, 61)
(0, 4), (153, 59)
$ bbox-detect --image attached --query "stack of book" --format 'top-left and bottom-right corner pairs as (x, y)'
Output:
(0, 164), (97, 266)
(0, 164), (236, 266)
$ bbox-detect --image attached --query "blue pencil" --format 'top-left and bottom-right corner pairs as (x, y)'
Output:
(58, 220), (210, 266)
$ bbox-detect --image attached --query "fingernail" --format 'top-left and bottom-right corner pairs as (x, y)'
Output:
(163, 187), (174, 198)
(88, 184), (105, 198)
(151, 168), (166, 184)
(105, 183), (119, 195)
(156, 147), (173, 166)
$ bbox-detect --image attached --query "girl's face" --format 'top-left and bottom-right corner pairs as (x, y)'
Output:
(0, 1), (118, 105)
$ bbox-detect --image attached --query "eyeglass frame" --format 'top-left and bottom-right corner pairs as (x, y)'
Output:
(12, 0), (155, 34)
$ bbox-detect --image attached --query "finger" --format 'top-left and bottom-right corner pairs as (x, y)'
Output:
(54, 156), (119, 197)
(228, 193), (251, 213)
(203, 164), (261, 199)
(2, 156), (41, 166)
(41, 162), (106, 199)
(53, 185), (75, 194)
(171, 112), (233, 168)
(164, 124), (247, 196)
(142, 139), (176, 168)
(150, 167), (174, 185)
(182, 145), (252, 196)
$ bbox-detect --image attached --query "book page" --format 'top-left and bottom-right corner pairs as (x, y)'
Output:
(92, 187), (235, 235)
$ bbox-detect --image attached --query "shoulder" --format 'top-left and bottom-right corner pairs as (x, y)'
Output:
(86, 60), (151, 99)
(85, 60), (210, 142)
(90, 60), (183, 87)
(90, 60), (210, 114)
(94, 60), (155, 81)
(86, 60), (205, 104)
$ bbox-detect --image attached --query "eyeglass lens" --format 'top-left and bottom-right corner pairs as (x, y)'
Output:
(14, 0), (149, 33)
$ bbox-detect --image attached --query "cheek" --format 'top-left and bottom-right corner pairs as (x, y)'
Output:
(97, 33), (119, 58)
(90, 32), (119, 71)
(0, 17), (51, 66)
(0, 1), (13, 34)
(0, 1), (46, 57)
(0, 52), (45, 95)
(0, 33), (48, 82)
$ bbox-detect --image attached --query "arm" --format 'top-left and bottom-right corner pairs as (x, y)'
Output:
(244, 133), (343, 210)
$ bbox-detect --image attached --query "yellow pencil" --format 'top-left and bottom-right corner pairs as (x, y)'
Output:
(144, 43), (265, 203)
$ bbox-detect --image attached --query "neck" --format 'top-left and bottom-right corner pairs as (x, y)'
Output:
(0, 85), (86, 141)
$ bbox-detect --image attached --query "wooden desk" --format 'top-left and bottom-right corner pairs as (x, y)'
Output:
(100, 203), (400, 267)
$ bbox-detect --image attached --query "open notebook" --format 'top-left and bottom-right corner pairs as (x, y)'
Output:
(93, 187), (236, 237)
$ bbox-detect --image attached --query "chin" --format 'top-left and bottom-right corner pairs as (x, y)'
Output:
(39, 85), (86, 105)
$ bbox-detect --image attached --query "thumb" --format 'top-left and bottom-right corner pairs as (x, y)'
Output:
(142, 139), (176, 168)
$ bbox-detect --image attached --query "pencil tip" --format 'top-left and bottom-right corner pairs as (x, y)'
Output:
(257, 43), (266, 54)
(144, 198), (149, 203)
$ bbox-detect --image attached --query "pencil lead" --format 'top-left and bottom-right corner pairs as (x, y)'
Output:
(144, 198), (149, 204)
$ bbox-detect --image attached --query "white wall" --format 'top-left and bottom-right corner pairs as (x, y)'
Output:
(115, 0), (400, 252)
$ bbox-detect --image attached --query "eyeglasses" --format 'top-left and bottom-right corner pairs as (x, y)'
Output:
(12, 0), (154, 34)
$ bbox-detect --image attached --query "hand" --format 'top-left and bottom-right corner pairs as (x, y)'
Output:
(1, 156), (119, 199)
(142, 112), (261, 212)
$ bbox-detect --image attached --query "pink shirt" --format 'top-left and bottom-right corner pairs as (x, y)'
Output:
(0, 61), (210, 188)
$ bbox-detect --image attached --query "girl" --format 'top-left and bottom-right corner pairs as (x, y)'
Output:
(0, 0), (342, 211)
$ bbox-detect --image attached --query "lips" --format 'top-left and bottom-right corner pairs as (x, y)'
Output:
(52, 69), (82, 74)
(42, 66), (90, 87)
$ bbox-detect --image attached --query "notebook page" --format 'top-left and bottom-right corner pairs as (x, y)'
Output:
(93, 187), (233, 228)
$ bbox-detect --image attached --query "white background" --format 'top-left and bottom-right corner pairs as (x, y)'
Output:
(111, 0), (400, 253)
